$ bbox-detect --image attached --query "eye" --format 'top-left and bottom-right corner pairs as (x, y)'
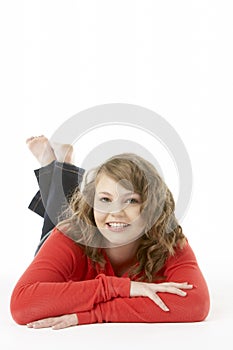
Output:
(99, 197), (111, 203)
(125, 198), (139, 204)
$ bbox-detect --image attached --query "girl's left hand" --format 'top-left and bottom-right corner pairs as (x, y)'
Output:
(27, 314), (78, 330)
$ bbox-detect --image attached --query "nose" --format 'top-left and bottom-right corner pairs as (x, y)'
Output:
(108, 201), (126, 215)
(107, 208), (126, 223)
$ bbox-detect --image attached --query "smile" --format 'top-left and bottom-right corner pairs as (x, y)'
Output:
(105, 222), (130, 232)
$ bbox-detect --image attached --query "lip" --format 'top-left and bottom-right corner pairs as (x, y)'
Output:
(105, 223), (130, 232)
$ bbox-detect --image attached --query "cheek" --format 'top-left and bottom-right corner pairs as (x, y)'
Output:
(126, 207), (146, 227)
(94, 210), (106, 225)
(126, 206), (142, 219)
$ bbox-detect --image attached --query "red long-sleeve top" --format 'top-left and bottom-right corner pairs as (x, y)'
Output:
(10, 228), (210, 325)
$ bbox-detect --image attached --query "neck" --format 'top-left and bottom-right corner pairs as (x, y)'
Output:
(104, 239), (140, 268)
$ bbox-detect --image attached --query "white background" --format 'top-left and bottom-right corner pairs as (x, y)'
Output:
(1, 0), (233, 349)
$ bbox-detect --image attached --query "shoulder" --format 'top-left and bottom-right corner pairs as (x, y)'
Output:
(160, 239), (209, 287)
(33, 227), (90, 277)
(39, 226), (86, 259)
(165, 239), (198, 269)
(51, 226), (82, 244)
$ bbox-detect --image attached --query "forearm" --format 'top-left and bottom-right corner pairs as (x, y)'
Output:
(101, 290), (209, 323)
(10, 274), (130, 325)
(77, 287), (210, 325)
(77, 260), (210, 325)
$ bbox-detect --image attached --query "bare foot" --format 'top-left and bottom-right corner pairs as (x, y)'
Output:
(26, 135), (56, 167)
(51, 142), (74, 164)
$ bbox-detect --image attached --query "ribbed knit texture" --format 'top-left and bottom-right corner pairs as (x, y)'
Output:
(10, 228), (210, 325)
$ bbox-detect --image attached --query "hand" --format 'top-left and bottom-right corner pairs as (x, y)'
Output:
(130, 281), (193, 312)
(27, 314), (78, 330)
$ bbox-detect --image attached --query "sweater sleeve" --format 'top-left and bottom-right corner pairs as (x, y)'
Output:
(76, 242), (210, 325)
(10, 228), (130, 325)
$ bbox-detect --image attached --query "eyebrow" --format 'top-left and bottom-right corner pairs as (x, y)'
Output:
(97, 192), (113, 197)
(97, 191), (140, 197)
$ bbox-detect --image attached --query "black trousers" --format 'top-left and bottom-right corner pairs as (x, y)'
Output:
(28, 161), (85, 253)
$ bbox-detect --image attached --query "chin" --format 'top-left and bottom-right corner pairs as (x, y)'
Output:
(104, 235), (141, 247)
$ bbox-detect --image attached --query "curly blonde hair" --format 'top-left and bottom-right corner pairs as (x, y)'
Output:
(57, 153), (186, 282)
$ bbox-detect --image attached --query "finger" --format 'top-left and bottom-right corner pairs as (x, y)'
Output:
(27, 315), (78, 330)
(158, 283), (193, 292)
(175, 283), (193, 290)
(52, 321), (71, 330)
(52, 315), (78, 330)
(52, 320), (73, 330)
(162, 282), (193, 289)
(147, 292), (169, 312)
(155, 285), (191, 296)
(166, 287), (187, 296)
(27, 317), (59, 329)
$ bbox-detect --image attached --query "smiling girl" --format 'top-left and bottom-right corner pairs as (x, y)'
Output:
(10, 136), (210, 329)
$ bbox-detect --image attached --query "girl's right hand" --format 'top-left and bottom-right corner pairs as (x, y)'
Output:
(130, 281), (193, 311)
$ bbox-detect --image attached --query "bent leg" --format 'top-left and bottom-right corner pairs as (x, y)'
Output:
(28, 161), (55, 218)
(26, 136), (85, 252)
(27, 136), (56, 218)
(36, 161), (85, 252)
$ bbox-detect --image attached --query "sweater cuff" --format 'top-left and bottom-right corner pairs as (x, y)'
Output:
(77, 276), (131, 325)
(95, 273), (131, 300)
(109, 276), (131, 298)
(77, 305), (101, 325)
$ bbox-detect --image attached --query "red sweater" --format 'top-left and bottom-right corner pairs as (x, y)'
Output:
(10, 228), (210, 325)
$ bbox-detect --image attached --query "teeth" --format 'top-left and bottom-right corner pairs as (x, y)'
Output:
(108, 222), (128, 228)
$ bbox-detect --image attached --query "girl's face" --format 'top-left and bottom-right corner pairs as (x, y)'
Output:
(93, 174), (146, 246)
